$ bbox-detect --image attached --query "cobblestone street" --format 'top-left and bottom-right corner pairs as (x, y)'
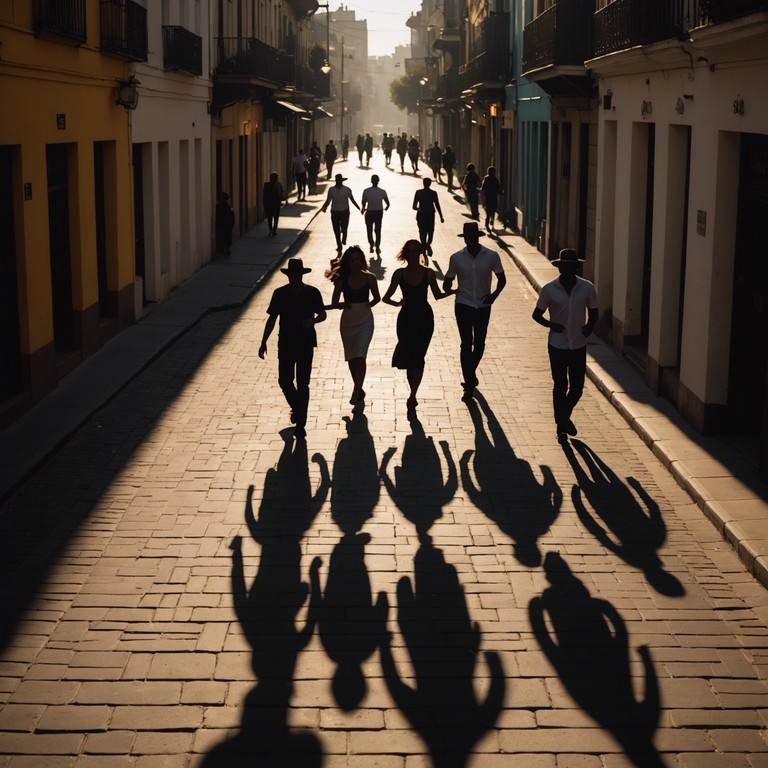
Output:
(0, 155), (767, 768)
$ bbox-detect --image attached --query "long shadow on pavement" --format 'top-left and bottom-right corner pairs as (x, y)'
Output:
(379, 419), (504, 767)
(460, 392), (562, 566)
(202, 433), (329, 766)
(310, 412), (387, 710)
(561, 439), (685, 597)
(529, 552), (667, 768)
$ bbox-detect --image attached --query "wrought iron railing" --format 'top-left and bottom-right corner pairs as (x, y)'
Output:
(100, 0), (147, 61)
(214, 37), (282, 82)
(34, 0), (86, 43)
(594, 0), (699, 56)
(460, 12), (510, 86)
(522, 0), (594, 74)
(699, 0), (767, 23)
(163, 25), (203, 76)
(435, 70), (461, 100)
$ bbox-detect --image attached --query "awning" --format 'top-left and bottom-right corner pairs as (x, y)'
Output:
(313, 106), (334, 119)
(274, 99), (310, 115)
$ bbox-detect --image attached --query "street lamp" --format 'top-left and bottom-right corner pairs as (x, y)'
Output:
(317, 3), (331, 74)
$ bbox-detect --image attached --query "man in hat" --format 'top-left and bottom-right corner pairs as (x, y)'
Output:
(259, 258), (327, 439)
(532, 248), (598, 441)
(442, 222), (507, 401)
(321, 174), (361, 252)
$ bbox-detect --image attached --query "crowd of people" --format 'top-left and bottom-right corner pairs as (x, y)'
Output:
(252, 135), (597, 444)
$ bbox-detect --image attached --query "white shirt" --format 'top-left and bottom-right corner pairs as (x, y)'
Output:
(325, 185), (355, 211)
(361, 186), (389, 211)
(536, 275), (598, 350)
(292, 154), (307, 173)
(446, 245), (504, 309)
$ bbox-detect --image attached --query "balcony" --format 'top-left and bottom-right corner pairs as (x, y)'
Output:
(460, 12), (510, 95)
(435, 69), (461, 101)
(699, 0), (768, 23)
(100, 0), (147, 61)
(163, 25), (203, 76)
(286, 0), (319, 18)
(214, 37), (282, 83)
(594, 0), (697, 57)
(34, 0), (86, 44)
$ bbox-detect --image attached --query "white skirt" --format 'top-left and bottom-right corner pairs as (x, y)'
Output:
(340, 302), (374, 360)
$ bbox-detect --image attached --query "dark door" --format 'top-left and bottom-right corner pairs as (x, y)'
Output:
(132, 143), (145, 303)
(0, 146), (22, 400)
(94, 142), (110, 317)
(729, 133), (768, 453)
(46, 143), (75, 352)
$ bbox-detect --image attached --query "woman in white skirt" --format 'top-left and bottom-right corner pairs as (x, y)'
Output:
(326, 245), (381, 404)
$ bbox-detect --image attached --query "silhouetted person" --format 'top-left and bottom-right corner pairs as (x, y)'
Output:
(321, 173), (361, 252)
(407, 135), (420, 172)
(292, 148), (308, 201)
(480, 165), (503, 230)
(324, 139), (337, 179)
(462, 163), (480, 219)
(363, 133), (373, 165)
(342, 133), (349, 160)
(356, 133), (365, 165)
(532, 248), (598, 441)
(442, 145), (456, 190)
(259, 258), (327, 439)
(262, 173), (286, 237)
(361, 174), (390, 255)
(443, 222), (507, 401)
(412, 177), (444, 257)
(215, 192), (235, 255)
(428, 141), (442, 182)
(396, 133), (408, 172)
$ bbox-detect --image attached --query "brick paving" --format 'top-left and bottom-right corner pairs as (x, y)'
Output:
(0, 156), (767, 767)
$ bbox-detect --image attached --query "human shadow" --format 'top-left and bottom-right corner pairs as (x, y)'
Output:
(562, 439), (684, 597)
(379, 418), (457, 535)
(529, 552), (666, 768)
(379, 533), (506, 768)
(311, 413), (387, 710)
(367, 253), (387, 281)
(202, 433), (330, 767)
(460, 393), (562, 566)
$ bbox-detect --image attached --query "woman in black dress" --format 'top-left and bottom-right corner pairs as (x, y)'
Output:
(383, 240), (453, 419)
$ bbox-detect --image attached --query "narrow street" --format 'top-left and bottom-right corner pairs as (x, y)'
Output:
(0, 153), (767, 768)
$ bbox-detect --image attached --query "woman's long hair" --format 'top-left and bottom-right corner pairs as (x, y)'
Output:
(325, 245), (368, 282)
(395, 239), (426, 265)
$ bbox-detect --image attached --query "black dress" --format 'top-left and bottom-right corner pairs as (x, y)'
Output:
(392, 270), (434, 369)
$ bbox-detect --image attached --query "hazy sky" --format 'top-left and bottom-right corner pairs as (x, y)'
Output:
(337, 0), (421, 58)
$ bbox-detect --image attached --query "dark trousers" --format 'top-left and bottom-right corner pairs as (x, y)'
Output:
(365, 210), (383, 248)
(455, 303), (491, 386)
(331, 210), (350, 248)
(265, 206), (280, 234)
(278, 347), (314, 428)
(295, 172), (307, 199)
(445, 166), (455, 189)
(548, 345), (587, 426)
(466, 189), (479, 219)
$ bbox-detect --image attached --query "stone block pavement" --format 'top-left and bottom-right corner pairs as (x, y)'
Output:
(0, 154), (766, 767)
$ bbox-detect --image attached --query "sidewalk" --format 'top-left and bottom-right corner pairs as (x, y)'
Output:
(0, 160), (766, 592)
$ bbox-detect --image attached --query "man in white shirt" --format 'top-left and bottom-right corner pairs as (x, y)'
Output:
(321, 174), (361, 252)
(442, 222), (507, 401)
(360, 174), (390, 255)
(532, 248), (598, 441)
(291, 149), (308, 201)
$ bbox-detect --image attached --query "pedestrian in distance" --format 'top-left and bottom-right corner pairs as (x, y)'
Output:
(307, 151), (321, 196)
(342, 134), (350, 160)
(356, 134), (365, 165)
(321, 174), (361, 252)
(324, 139), (338, 180)
(215, 192), (235, 255)
(396, 133), (408, 173)
(326, 246), (381, 406)
(407, 136), (420, 173)
(361, 174), (391, 255)
(383, 239), (454, 420)
(462, 163), (481, 220)
(532, 248), (598, 442)
(442, 222), (507, 402)
(442, 145), (457, 190)
(383, 133), (394, 167)
(259, 258), (327, 439)
(292, 149), (308, 201)
(481, 166), (504, 230)
(428, 141), (443, 182)
(262, 172), (287, 237)
(364, 133), (374, 166)
(412, 178), (444, 257)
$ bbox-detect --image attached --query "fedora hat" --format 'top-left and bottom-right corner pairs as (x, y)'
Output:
(457, 221), (486, 238)
(334, 173), (348, 182)
(551, 248), (584, 264)
(281, 258), (311, 275)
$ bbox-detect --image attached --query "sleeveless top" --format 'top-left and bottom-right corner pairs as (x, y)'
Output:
(342, 277), (371, 304)
(399, 269), (429, 307)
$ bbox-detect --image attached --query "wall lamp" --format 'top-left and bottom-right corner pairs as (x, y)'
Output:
(733, 96), (745, 116)
(115, 76), (140, 110)
(641, 100), (652, 117)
